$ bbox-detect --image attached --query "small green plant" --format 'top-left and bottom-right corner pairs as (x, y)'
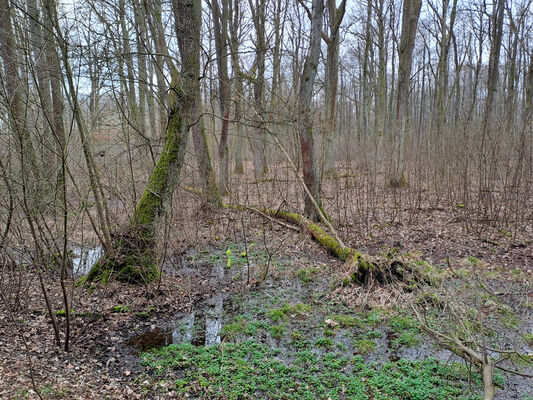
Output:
(324, 328), (335, 337)
(112, 305), (131, 313)
(326, 314), (362, 328)
(364, 330), (383, 339)
(353, 339), (376, 354)
(136, 306), (155, 319)
(266, 308), (287, 322)
(55, 308), (75, 316)
(267, 303), (311, 322)
(392, 331), (421, 348)
(296, 266), (320, 283)
(269, 324), (286, 340)
(226, 248), (232, 268)
(314, 337), (334, 349)
(389, 314), (419, 332)
(523, 333), (533, 346)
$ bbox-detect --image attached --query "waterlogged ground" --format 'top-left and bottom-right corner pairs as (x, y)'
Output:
(1, 215), (531, 399)
(128, 242), (532, 400)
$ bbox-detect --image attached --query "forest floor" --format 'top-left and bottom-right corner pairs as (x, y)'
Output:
(0, 185), (532, 399)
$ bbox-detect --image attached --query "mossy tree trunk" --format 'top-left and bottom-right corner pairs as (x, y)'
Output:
(85, 0), (202, 283)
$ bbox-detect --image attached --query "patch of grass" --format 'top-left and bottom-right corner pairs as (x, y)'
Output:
(314, 337), (334, 349)
(523, 333), (533, 346)
(353, 339), (376, 355)
(136, 306), (155, 319)
(55, 309), (75, 316)
(388, 314), (421, 349)
(221, 316), (249, 339)
(327, 313), (362, 328)
(389, 314), (419, 333)
(363, 309), (383, 326)
(324, 328), (335, 337)
(269, 325), (286, 340)
(296, 266), (320, 283)
(266, 308), (287, 322)
(267, 303), (311, 322)
(140, 340), (484, 399)
(498, 306), (520, 328)
(364, 330), (383, 339)
(290, 330), (309, 349)
(392, 331), (421, 348)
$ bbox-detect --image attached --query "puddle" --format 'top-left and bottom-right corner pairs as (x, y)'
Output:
(128, 264), (226, 351)
(71, 246), (103, 277)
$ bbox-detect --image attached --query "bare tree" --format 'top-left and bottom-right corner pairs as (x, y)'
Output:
(211, 0), (231, 194)
(298, 0), (325, 221)
(391, 0), (422, 186)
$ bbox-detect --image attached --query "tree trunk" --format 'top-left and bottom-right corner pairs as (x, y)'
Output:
(229, 0), (244, 174)
(191, 90), (222, 206)
(85, 0), (201, 283)
(249, 0), (268, 178)
(298, 0), (324, 221)
(322, 0), (346, 177)
(211, 0), (231, 194)
(391, 0), (421, 187)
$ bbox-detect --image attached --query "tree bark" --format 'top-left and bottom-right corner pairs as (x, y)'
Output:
(191, 89), (222, 206)
(298, 0), (324, 221)
(391, 0), (421, 187)
(322, 0), (346, 176)
(229, 0), (244, 174)
(211, 0), (231, 194)
(249, 0), (268, 177)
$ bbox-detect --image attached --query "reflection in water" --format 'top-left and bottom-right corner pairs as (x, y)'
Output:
(172, 313), (195, 344)
(205, 295), (223, 346)
(128, 263), (226, 351)
(71, 246), (103, 277)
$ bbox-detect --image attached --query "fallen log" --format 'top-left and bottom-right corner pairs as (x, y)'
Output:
(258, 208), (426, 287)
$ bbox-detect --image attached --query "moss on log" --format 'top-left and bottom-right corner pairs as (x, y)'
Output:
(262, 208), (425, 287)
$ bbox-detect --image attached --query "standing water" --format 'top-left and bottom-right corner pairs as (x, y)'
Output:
(71, 246), (103, 277)
(128, 263), (226, 351)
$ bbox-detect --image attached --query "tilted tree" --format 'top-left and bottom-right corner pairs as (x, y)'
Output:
(86, 0), (203, 283)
